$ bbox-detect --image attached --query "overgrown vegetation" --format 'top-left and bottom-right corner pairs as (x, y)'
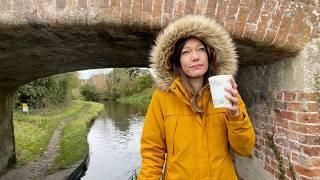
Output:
(15, 73), (80, 109)
(104, 68), (153, 100)
(78, 68), (153, 102)
(80, 84), (100, 102)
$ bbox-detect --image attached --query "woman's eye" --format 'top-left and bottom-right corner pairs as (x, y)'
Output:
(182, 51), (189, 54)
(199, 47), (206, 51)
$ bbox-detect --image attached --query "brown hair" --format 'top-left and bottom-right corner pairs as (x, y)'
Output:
(167, 37), (218, 113)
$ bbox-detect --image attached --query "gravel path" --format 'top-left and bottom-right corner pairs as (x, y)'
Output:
(0, 119), (67, 180)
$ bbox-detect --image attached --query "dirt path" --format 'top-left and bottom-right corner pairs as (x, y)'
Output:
(44, 168), (74, 180)
(0, 119), (67, 180)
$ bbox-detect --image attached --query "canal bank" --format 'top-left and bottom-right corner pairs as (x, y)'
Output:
(52, 100), (149, 180)
(0, 100), (104, 180)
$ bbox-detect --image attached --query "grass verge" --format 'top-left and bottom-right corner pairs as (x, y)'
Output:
(51, 101), (104, 170)
(13, 101), (86, 166)
(116, 88), (153, 107)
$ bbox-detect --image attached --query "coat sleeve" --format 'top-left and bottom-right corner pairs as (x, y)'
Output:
(138, 90), (166, 180)
(226, 94), (255, 156)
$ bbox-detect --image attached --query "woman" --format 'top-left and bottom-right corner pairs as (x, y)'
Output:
(139, 15), (255, 180)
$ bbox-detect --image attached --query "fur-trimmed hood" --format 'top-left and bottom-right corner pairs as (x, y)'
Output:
(149, 15), (238, 91)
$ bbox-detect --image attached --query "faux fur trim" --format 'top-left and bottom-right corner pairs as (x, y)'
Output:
(149, 15), (238, 91)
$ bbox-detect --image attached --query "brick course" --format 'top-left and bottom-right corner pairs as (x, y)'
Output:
(252, 91), (320, 179)
(3, 0), (318, 52)
(156, 0), (319, 51)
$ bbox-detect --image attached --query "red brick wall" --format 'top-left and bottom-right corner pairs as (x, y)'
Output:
(111, 0), (319, 52)
(253, 91), (320, 179)
(4, 0), (317, 53)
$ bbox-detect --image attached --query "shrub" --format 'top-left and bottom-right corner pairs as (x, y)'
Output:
(137, 74), (153, 92)
(80, 84), (100, 102)
(15, 73), (80, 109)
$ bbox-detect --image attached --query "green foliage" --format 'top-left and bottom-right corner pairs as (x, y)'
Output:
(105, 68), (133, 99)
(15, 81), (47, 109)
(15, 72), (80, 109)
(116, 88), (153, 108)
(137, 74), (154, 92)
(80, 84), (100, 101)
(127, 67), (140, 79)
(65, 72), (81, 89)
(105, 68), (153, 100)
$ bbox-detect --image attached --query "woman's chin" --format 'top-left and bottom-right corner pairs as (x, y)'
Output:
(187, 74), (205, 79)
(187, 71), (206, 78)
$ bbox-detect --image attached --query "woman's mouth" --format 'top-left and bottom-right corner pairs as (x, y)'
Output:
(190, 64), (204, 69)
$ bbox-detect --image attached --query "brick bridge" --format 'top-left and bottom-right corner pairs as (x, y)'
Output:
(0, 0), (319, 179)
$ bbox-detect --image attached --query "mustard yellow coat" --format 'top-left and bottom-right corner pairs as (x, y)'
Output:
(139, 79), (255, 180)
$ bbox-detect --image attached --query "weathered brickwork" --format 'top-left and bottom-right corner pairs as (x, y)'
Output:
(0, 0), (319, 52)
(236, 38), (320, 179)
(251, 91), (320, 179)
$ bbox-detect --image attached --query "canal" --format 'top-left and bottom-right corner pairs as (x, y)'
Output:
(81, 101), (147, 180)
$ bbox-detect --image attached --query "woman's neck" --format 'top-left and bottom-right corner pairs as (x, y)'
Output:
(189, 77), (204, 93)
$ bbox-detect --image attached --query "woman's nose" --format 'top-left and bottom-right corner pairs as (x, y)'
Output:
(192, 51), (199, 61)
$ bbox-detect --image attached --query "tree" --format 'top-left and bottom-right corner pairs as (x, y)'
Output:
(104, 68), (153, 100)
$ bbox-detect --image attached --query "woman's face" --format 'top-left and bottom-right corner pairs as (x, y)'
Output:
(179, 37), (209, 80)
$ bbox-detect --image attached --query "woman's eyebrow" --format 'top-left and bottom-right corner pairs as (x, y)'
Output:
(183, 44), (204, 49)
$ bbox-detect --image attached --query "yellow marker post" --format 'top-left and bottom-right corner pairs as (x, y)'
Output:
(22, 103), (29, 113)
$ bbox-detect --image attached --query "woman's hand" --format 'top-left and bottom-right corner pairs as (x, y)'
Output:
(224, 78), (240, 117)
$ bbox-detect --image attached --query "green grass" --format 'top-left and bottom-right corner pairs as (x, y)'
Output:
(116, 88), (153, 107)
(51, 101), (104, 170)
(13, 101), (86, 166)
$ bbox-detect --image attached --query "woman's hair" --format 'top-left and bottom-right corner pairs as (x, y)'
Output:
(167, 37), (218, 113)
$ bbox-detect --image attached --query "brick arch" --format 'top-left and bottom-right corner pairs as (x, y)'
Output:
(1, 0), (319, 53)
(149, 0), (319, 53)
(129, 0), (320, 53)
(0, 0), (319, 178)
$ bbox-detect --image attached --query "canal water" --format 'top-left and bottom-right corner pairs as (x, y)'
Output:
(81, 101), (147, 180)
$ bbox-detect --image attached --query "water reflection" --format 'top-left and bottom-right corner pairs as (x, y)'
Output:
(81, 101), (147, 180)
(100, 101), (147, 133)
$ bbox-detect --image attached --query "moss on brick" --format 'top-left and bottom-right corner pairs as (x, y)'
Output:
(266, 132), (285, 180)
